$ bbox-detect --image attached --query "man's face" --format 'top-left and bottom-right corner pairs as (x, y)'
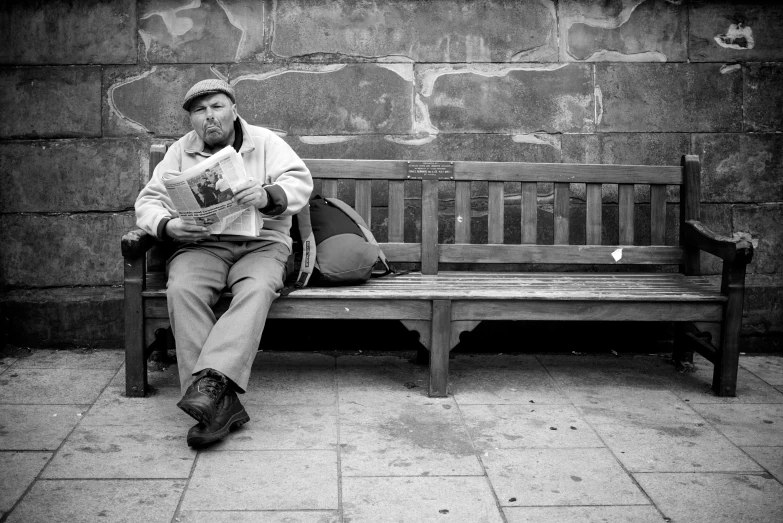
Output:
(188, 93), (237, 149)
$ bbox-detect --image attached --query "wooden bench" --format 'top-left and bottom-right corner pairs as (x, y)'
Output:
(122, 145), (754, 398)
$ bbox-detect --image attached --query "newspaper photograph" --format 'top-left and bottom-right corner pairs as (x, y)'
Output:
(162, 146), (261, 236)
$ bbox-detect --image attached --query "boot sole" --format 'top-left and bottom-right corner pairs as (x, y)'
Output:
(187, 409), (250, 448)
(177, 400), (211, 426)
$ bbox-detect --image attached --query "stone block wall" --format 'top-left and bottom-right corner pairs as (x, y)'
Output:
(1, 0), (780, 350)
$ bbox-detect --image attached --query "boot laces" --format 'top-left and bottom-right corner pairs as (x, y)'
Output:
(198, 373), (226, 400)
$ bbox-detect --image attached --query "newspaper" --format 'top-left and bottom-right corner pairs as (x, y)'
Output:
(161, 146), (261, 237)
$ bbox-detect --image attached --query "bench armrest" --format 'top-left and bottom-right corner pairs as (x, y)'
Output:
(683, 220), (753, 265)
(121, 228), (158, 259)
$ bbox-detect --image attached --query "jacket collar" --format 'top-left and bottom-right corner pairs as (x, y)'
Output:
(183, 116), (256, 156)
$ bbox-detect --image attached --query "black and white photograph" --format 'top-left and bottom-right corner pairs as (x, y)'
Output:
(1, 1), (782, 522)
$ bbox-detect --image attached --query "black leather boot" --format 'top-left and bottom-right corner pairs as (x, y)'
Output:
(177, 368), (230, 425)
(186, 388), (250, 448)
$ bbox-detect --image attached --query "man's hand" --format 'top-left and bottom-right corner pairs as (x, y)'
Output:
(165, 218), (211, 241)
(232, 179), (269, 209)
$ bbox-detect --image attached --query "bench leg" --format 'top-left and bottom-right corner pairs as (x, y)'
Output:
(713, 261), (746, 397)
(429, 300), (451, 397)
(124, 256), (147, 397)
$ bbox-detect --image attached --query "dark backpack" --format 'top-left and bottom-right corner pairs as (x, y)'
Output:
(285, 195), (391, 291)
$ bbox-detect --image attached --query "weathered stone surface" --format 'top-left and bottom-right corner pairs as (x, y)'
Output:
(0, 67), (101, 139)
(0, 288), (124, 348)
(0, 140), (145, 213)
(231, 64), (413, 135)
(693, 133), (783, 203)
(636, 472), (783, 523)
(744, 63), (783, 132)
(0, 405), (87, 450)
(562, 133), (688, 204)
(5, 479), (185, 523)
(104, 65), (226, 137)
(562, 133), (689, 166)
(288, 133), (561, 162)
(742, 275), (783, 337)
(272, 0), (557, 62)
(0, 213), (136, 287)
(596, 63), (742, 132)
(559, 0), (687, 62)
(0, 0), (136, 65)
(138, 0), (244, 63)
(700, 204), (734, 275)
(689, 2), (783, 62)
(420, 63), (594, 133)
(0, 452), (51, 514)
(733, 204), (782, 275)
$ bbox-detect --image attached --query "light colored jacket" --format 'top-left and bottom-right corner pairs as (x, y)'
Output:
(135, 117), (312, 251)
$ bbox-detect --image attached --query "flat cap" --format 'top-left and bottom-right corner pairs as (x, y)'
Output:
(182, 79), (235, 111)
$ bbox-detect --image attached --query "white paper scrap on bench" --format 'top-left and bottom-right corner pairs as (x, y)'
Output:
(611, 248), (623, 262)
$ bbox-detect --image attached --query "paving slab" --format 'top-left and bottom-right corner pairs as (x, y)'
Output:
(83, 365), (191, 429)
(252, 352), (337, 370)
(0, 368), (116, 404)
(42, 424), (195, 479)
(740, 355), (783, 386)
(690, 404), (783, 446)
(337, 355), (433, 406)
(212, 405), (338, 450)
(635, 472), (783, 523)
(177, 511), (340, 523)
(482, 448), (649, 507)
(577, 391), (762, 473)
(460, 404), (604, 450)
(340, 417), (481, 477)
(742, 446), (783, 482)
(244, 367), (337, 406)
(183, 450), (338, 511)
(340, 397), (458, 425)
(450, 355), (571, 405)
(11, 348), (124, 369)
(4, 479), (185, 523)
(342, 476), (504, 523)
(503, 505), (665, 523)
(0, 405), (87, 450)
(0, 452), (51, 513)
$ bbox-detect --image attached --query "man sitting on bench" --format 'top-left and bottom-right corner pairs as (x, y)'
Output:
(134, 79), (313, 447)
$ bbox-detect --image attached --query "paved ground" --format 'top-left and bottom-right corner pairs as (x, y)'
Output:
(0, 348), (781, 523)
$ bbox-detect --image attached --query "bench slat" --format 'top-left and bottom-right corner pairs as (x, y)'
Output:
(488, 181), (504, 244)
(619, 184), (634, 245)
(521, 182), (537, 244)
(651, 184), (667, 245)
(355, 179), (371, 225)
(321, 179), (337, 199)
(421, 180), (438, 275)
(452, 300), (723, 322)
(554, 182), (570, 244)
(304, 160), (683, 184)
(455, 181), (471, 243)
(388, 180), (405, 242)
(439, 244), (683, 264)
(586, 183), (601, 245)
(144, 272), (723, 303)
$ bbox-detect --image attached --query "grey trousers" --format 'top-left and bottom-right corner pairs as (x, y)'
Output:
(166, 240), (289, 394)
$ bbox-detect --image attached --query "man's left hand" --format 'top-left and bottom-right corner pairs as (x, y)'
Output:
(233, 179), (269, 209)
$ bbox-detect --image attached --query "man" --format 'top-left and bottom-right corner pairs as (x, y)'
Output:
(135, 79), (313, 447)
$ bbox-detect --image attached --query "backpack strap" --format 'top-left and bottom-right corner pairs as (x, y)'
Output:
(325, 198), (395, 278)
(280, 204), (315, 296)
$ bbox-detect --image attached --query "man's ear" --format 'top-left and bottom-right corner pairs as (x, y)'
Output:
(232, 104), (238, 121)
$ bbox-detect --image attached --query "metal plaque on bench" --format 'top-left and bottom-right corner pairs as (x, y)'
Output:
(406, 161), (454, 180)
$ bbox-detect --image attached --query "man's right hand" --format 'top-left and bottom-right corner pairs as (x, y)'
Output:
(165, 218), (211, 241)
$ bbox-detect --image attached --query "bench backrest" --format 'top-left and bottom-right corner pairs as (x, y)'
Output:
(148, 145), (700, 275)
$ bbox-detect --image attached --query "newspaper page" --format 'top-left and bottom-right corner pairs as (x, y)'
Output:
(161, 146), (261, 236)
